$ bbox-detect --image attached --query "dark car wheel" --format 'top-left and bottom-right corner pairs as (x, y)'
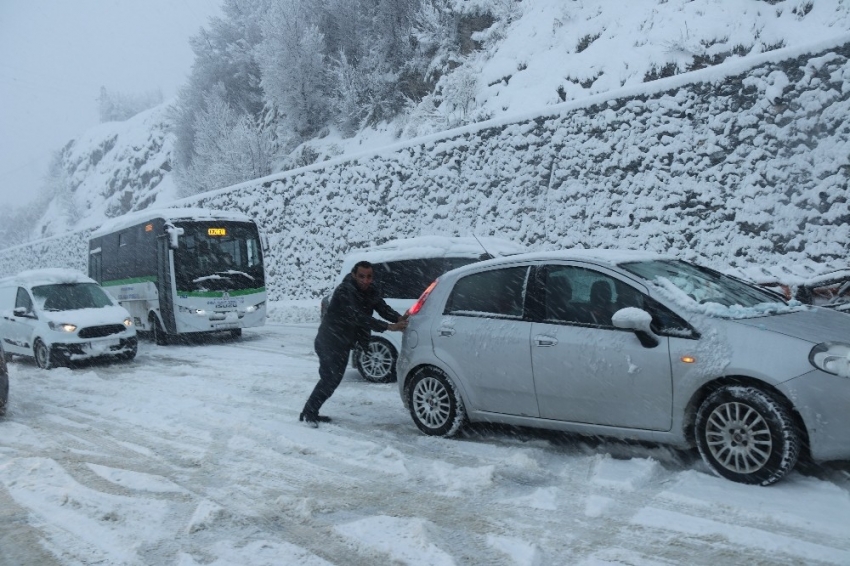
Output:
(355, 337), (398, 383)
(34, 338), (55, 370)
(230, 328), (242, 339)
(695, 385), (800, 486)
(0, 352), (8, 416)
(407, 367), (466, 437)
(150, 315), (169, 346)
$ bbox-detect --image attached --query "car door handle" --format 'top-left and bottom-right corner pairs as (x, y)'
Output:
(534, 335), (558, 347)
(439, 328), (455, 337)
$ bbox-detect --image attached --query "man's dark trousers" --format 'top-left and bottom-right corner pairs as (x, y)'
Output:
(302, 338), (350, 418)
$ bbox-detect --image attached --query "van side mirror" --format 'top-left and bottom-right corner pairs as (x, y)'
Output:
(13, 306), (33, 318)
(612, 307), (659, 348)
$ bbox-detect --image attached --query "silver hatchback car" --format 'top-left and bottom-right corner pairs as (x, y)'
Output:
(397, 250), (850, 485)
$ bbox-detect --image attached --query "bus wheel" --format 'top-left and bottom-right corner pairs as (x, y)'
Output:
(150, 315), (169, 346)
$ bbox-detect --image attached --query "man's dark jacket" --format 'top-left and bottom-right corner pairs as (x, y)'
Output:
(316, 273), (401, 352)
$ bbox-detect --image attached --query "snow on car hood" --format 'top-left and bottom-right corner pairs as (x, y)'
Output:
(731, 306), (850, 344)
(40, 305), (132, 327)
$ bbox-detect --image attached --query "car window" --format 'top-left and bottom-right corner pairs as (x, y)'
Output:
(444, 266), (529, 318)
(539, 266), (628, 326)
(15, 287), (33, 313)
(374, 257), (479, 299)
(537, 265), (693, 335)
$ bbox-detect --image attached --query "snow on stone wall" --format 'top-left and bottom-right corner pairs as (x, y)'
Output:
(1, 40), (848, 300)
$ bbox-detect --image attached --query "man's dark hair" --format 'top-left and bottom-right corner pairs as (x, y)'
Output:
(351, 260), (373, 274)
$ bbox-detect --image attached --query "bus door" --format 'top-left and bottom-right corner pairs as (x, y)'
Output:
(89, 247), (103, 283)
(156, 235), (177, 333)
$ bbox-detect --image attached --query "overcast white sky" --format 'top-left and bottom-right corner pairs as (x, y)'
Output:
(0, 0), (223, 210)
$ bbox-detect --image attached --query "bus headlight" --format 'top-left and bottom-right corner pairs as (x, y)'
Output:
(178, 306), (207, 316)
(49, 322), (77, 332)
(244, 301), (265, 314)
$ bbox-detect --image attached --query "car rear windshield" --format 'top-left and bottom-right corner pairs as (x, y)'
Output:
(32, 283), (114, 311)
(374, 257), (481, 299)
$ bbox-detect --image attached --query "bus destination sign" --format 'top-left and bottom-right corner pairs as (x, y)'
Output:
(208, 227), (227, 237)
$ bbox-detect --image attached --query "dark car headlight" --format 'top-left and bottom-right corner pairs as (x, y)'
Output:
(809, 342), (850, 377)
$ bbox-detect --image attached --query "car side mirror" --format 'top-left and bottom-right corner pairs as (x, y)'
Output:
(612, 307), (659, 348)
(13, 306), (33, 318)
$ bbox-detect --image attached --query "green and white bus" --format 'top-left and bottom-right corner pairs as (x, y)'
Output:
(88, 208), (268, 344)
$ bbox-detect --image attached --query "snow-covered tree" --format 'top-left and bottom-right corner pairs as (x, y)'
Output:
(97, 87), (163, 122)
(258, 1), (330, 139)
(180, 86), (273, 196)
(171, 0), (269, 178)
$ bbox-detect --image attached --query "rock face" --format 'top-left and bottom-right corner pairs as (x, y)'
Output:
(2, 38), (848, 300)
(31, 105), (178, 241)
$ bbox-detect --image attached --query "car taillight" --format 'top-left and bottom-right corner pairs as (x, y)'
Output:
(407, 280), (438, 316)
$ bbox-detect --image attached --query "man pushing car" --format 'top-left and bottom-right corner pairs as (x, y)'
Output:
(300, 260), (408, 427)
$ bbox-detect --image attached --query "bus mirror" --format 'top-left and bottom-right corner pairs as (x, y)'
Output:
(164, 222), (184, 250)
(261, 232), (270, 253)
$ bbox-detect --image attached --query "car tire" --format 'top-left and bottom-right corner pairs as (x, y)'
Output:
(150, 315), (169, 346)
(0, 371), (7, 417)
(230, 328), (242, 339)
(695, 385), (800, 486)
(34, 339), (55, 370)
(407, 367), (466, 437)
(355, 337), (398, 383)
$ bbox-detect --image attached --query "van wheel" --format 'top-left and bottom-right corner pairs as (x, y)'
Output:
(407, 367), (466, 437)
(34, 339), (55, 369)
(695, 385), (800, 486)
(355, 337), (397, 383)
(150, 316), (168, 346)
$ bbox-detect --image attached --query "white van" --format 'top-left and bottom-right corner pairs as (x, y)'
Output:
(321, 236), (526, 382)
(0, 269), (137, 369)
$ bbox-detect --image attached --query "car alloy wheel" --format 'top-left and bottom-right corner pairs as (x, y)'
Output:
(695, 385), (800, 486)
(407, 367), (466, 437)
(355, 338), (397, 383)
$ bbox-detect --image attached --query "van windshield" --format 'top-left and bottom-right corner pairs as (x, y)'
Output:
(32, 283), (114, 311)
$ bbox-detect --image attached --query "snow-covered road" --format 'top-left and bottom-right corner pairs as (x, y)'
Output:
(2, 320), (850, 565)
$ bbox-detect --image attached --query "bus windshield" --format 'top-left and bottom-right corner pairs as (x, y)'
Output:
(173, 222), (265, 293)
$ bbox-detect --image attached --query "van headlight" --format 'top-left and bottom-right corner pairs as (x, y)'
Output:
(48, 322), (77, 332)
(809, 342), (850, 377)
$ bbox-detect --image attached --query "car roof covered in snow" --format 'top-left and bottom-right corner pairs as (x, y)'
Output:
(487, 248), (671, 266)
(0, 268), (96, 289)
(437, 248), (676, 276)
(91, 207), (254, 237)
(340, 235), (527, 268)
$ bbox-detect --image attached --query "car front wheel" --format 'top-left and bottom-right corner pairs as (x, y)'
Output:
(407, 367), (466, 437)
(695, 385), (800, 486)
(355, 337), (397, 383)
(34, 339), (55, 370)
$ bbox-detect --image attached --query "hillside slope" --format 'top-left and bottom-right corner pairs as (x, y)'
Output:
(22, 0), (850, 241)
(2, 35), (847, 300)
